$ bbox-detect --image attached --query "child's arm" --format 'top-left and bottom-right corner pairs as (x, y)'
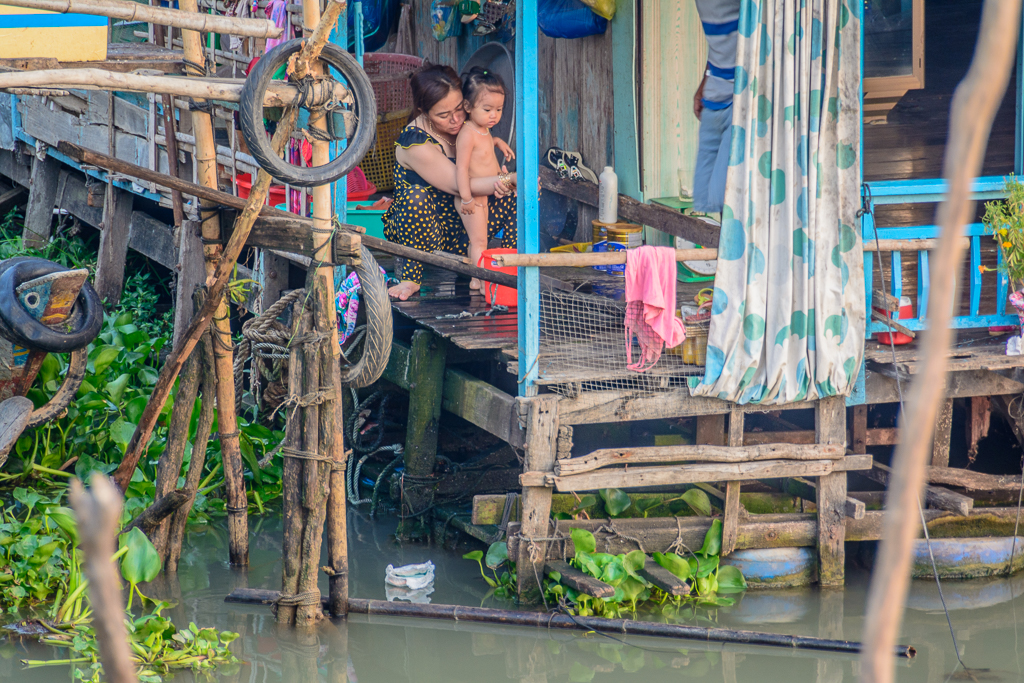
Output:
(455, 130), (476, 215)
(494, 136), (515, 161)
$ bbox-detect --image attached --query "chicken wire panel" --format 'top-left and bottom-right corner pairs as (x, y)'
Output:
(536, 287), (704, 396)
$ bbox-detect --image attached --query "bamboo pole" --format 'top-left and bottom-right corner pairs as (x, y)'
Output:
(0, 69), (346, 107)
(302, 0), (349, 621)
(176, 0), (249, 568)
(112, 0), (345, 513)
(278, 304), (307, 625)
(858, 1), (1021, 681)
(0, 0), (282, 36)
(69, 475), (138, 683)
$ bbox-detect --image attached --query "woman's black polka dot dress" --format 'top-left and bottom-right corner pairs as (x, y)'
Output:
(383, 125), (518, 284)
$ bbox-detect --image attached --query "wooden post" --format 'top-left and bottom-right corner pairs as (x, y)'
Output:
(930, 398), (954, 468)
(261, 251), (291, 312)
(815, 395), (847, 586)
(23, 152), (60, 248)
(178, 0), (248, 566)
(94, 186), (134, 303)
(851, 405), (867, 454)
(516, 395), (559, 605)
(722, 406), (743, 556)
(172, 220), (205, 349)
(278, 305), (307, 626)
(404, 329), (448, 479)
(696, 413), (727, 446)
(967, 396), (991, 460)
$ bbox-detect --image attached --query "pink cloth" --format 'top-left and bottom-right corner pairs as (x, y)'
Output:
(624, 246), (686, 372)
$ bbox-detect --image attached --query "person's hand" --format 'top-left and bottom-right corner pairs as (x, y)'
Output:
(460, 198), (476, 215)
(496, 138), (515, 161)
(694, 74), (707, 120)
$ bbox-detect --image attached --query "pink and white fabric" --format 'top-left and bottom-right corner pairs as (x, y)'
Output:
(624, 246), (686, 372)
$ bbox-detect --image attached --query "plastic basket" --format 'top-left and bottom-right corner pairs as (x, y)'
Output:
(362, 53), (424, 112)
(346, 166), (377, 201)
(359, 108), (412, 193)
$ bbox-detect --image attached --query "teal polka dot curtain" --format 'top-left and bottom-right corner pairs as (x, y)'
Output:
(693, 0), (864, 404)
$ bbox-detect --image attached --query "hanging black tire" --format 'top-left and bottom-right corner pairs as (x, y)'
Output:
(339, 246), (392, 388)
(239, 39), (378, 188)
(0, 257), (103, 353)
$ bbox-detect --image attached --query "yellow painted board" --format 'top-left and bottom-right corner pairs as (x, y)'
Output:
(0, 6), (107, 61)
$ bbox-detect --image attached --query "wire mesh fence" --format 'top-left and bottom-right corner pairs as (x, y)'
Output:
(535, 286), (705, 397)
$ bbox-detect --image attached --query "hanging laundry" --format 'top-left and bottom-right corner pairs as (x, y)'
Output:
(336, 265), (387, 345)
(624, 246), (685, 372)
(265, 0), (290, 51)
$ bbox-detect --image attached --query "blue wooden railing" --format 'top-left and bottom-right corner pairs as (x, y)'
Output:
(862, 177), (1017, 336)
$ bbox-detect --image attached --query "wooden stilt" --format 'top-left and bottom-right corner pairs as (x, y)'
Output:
(722, 406), (743, 556)
(967, 396), (991, 460)
(23, 152), (59, 248)
(172, 220), (204, 349)
(278, 305), (307, 626)
(930, 398), (954, 468)
(400, 329), (448, 528)
(178, 0), (249, 566)
(516, 395), (559, 605)
(851, 405), (867, 455)
(815, 396), (847, 586)
(94, 186), (134, 303)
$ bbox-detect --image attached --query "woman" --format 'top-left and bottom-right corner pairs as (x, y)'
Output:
(384, 64), (517, 300)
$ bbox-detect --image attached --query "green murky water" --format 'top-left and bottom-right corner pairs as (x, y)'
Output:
(5, 509), (1024, 682)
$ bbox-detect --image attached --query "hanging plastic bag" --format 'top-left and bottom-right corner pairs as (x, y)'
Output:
(538, 0), (608, 39)
(578, 0), (615, 20)
(431, 0), (464, 41)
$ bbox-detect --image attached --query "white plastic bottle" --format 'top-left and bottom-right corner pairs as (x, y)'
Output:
(598, 166), (618, 224)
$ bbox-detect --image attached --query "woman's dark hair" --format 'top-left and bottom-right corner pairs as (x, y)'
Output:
(408, 63), (463, 123)
(462, 66), (506, 107)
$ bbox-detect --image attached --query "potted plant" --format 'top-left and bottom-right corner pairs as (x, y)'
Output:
(982, 175), (1024, 338)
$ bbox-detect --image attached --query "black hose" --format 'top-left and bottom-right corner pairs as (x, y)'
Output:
(238, 39), (377, 187)
(0, 258), (103, 353)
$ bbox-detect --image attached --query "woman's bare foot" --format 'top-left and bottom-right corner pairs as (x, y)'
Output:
(469, 278), (483, 291)
(388, 280), (420, 300)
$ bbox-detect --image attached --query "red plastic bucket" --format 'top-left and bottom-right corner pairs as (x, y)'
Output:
(235, 173), (287, 206)
(875, 296), (914, 345)
(478, 248), (517, 307)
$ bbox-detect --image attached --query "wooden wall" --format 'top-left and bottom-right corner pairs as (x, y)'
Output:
(409, 6), (616, 175)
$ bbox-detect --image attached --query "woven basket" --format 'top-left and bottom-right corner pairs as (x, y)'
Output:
(357, 53), (423, 191)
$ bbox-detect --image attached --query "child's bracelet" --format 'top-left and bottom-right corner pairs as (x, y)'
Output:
(461, 198), (474, 204)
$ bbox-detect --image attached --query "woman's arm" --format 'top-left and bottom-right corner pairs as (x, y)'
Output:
(396, 142), (515, 196)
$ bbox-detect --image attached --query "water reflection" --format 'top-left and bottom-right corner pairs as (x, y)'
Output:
(6, 509), (1024, 682)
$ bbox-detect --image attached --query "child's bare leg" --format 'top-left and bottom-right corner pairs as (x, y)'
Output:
(460, 197), (489, 291)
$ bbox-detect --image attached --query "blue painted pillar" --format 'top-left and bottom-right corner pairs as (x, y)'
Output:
(1017, 6), (1024, 175)
(330, 7), (348, 222)
(516, 0), (540, 396)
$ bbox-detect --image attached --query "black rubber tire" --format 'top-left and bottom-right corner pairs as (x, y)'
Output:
(0, 258), (103, 353)
(239, 39), (378, 188)
(339, 246), (392, 388)
(25, 347), (87, 429)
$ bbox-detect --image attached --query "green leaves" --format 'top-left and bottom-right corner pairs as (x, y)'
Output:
(699, 519), (722, 557)
(570, 494), (597, 515)
(463, 550), (483, 562)
(716, 565), (747, 593)
(653, 552), (691, 581)
(600, 488), (631, 517)
(120, 527), (161, 587)
(485, 542), (508, 570)
(570, 528), (597, 554)
(680, 489), (712, 517)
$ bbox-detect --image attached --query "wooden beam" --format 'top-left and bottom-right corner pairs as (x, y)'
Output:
(863, 462), (973, 516)
(544, 560), (614, 598)
(539, 166), (721, 247)
(925, 466), (1022, 492)
(0, 184), (25, 215)
(638, 557), (690, 596)
(554, 443), (846, 477)
(815, 396), (847, 587)
(763, 477), (866, 520)
(528, 455), (873, 491)
(516, 396), (559, 605)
